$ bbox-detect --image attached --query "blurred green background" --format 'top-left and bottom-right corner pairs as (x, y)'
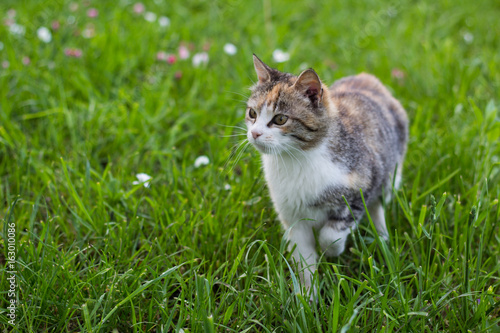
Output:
(0, 0), (499, 331)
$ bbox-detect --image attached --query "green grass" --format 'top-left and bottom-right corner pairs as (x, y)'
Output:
(1, 0), (499, 331)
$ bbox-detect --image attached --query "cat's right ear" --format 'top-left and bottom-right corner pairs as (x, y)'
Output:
(253, 54), (271, 84)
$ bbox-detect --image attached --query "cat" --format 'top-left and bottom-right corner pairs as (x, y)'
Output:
(245, 55), (409, 299)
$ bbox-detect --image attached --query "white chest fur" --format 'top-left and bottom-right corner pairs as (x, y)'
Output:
(262, 144), (348, 229)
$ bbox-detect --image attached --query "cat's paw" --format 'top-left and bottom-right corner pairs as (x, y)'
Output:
(318, 225), (350, 257)
(378, 232), (389, 242)
(321, 240), (346, 257)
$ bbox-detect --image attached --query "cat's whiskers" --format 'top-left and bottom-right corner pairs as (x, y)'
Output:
(221, 133), (247, 138)
(271, 146), (283, 180)
(283, 142), (314, 170)
(231, 140), (251, 172)
(221, 140), (244, 172)
(277, 145), (290, 178)
(225, 90), (252, 106)
(225, 90), (250, 99)
(217, 124), (248, 140)
(227, 98), (251, 105)
(281, 143), (304, 169)
(217, 124), (248, 132)
(222, 139), (250, 176)
(226, 139), (248, 153)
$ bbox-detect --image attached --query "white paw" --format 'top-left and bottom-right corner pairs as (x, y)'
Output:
(318, 226), (350, 257)
(321, 238), (346, 257)
(378, 232), (389, 241)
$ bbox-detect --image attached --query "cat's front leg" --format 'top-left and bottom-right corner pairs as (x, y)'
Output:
(286, 221), (318, 300)
(318, 223), (352, 257)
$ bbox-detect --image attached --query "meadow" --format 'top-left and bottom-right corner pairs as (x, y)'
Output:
(0, 0), (499, 331)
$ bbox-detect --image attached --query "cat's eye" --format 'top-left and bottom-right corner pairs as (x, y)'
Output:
(273, 114), (288, 125)
(248, 108), (257, 119)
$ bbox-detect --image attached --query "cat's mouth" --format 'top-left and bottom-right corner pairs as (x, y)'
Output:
(251, 141), (278, 155)
(251, 140), (271, 153)
(252, 141), (266, 151)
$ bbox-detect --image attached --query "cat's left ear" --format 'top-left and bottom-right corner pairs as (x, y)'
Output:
(294, 69), (323, 108)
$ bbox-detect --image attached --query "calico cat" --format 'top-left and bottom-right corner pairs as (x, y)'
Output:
(245, 55), (408, 298)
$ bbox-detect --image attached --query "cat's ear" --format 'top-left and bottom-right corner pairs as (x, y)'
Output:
(294, 69), (323, 107)
(253, 54), (271, 84)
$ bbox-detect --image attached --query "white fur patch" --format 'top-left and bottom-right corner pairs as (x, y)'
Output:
(262, 143), (349, 229)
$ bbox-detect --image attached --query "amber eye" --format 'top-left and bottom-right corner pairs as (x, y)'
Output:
(248, 108), (257, 119)
(273, 114), (288, 125)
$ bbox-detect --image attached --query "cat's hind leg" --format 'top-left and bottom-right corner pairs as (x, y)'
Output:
(367, 201), (389, 240)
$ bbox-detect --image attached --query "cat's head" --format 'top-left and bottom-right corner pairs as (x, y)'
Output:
(245, 55), (330, 155)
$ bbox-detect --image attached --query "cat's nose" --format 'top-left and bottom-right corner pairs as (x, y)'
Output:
(251, 130), (263, 139)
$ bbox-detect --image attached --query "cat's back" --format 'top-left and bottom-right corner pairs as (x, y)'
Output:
(329, 73), (408, 157)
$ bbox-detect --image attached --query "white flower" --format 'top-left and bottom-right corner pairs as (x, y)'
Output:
(224, 184), (231, 191)
(0, 41), (4, 51)
(158, 16), (170, 27)
(194, 155), (210, 168)
(37, 27), (52, 43)
(272, 49), (290, 63)
(82, 26), (96, 39)
(133, 173), (152, 188)
(69, 3), (78, 12)
(298, 62), (309, 70)
(144, 12), (157, 22)
(463, 32), (474, 44)
(192, 52), (209, 67)
(67, 16), (76, 25)
(223, 43), (237, 55)
(9, 23), (25, 36)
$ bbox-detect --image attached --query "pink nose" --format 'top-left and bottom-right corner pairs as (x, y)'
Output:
(252, 130), (262, 139)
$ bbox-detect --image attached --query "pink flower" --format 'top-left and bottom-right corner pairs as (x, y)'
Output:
(133, 2), (145, 14)
(167, 55), (176, 64)
(4, 19), (14, 27)
(2, 61), (9, 69)
(51, 20), (60, 31)
(156, 52), (177, 64)
(175, 71), (182, 79)
(156, 51), (168, 61)
(203, 42), (211, 52)
(391, 68), (405, 80)
(178, 45), (189, 60)
(7, 9), (16, 18)
(22, 56), (30, 65)
(64, 48), (83, 58)
(87, 8), (98, 18)
(326, 60), (338, 71)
